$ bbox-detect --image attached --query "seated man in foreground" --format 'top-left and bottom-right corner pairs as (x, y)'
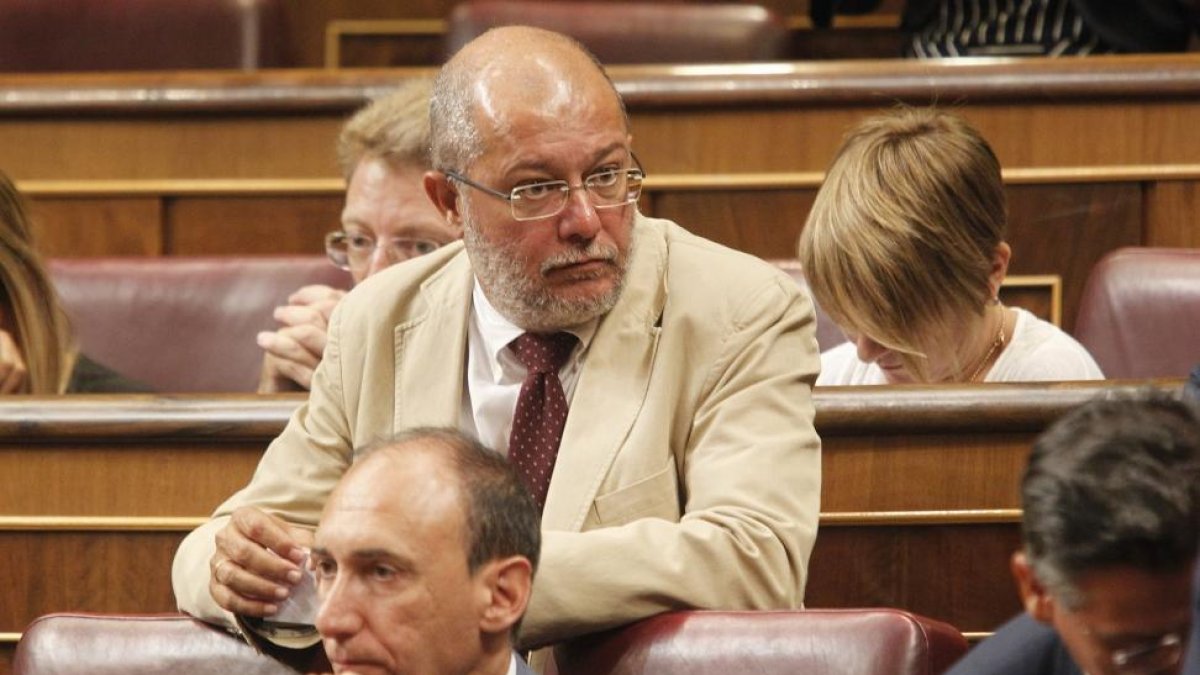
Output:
(311, 428), (538, 675)
(172, 24), (821, 656)
(947, 394), (1200, 675)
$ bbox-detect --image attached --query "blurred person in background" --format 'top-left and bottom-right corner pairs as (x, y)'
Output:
(811, 0), (1200, 57)
(0, 171), (147, 393)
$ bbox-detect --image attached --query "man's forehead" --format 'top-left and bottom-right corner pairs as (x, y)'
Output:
(465, 38), (623, 124)
(326, 446), (461, 516)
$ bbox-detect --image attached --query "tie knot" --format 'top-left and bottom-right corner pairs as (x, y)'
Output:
(510, 332), (577, 374)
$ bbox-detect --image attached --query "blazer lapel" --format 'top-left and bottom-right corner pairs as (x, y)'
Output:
(541, 216), (667, 532)
(393, 252), (473, 431)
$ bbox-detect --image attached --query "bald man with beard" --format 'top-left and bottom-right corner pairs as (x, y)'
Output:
(173, 26), (821, 664)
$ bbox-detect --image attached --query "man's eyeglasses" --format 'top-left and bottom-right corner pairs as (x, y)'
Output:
(445, 160), (645, 222)
(1110, 632), (1183, 674)
(324, 231), (443, 270)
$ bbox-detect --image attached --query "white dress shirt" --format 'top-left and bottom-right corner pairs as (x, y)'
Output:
(461, 280), (597, 455)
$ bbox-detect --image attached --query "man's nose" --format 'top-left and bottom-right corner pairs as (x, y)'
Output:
(364, 243), (398, 279)
(314, 577), (362, 639)
(557, 186), (603, 241)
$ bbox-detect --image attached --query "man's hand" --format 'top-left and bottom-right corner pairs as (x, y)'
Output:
(257, 285), (346, 393)
(0, 329), (29, 394)
(209, 506), (315, 617)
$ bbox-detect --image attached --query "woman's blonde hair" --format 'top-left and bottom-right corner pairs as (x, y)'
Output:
(797, 107), (1007, 381)
(0, 172), (77, 393)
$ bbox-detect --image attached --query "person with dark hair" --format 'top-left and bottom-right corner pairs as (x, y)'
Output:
(310, 428), (538, 675)
(811, 0), (1200, 58)
(946, 394), (1200, 675)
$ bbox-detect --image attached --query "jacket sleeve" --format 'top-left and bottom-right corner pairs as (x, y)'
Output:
(171, 304), (355, 628)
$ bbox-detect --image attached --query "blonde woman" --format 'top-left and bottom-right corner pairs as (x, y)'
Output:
(798, 108), (1102, 385)
(0, 171), (146, 393)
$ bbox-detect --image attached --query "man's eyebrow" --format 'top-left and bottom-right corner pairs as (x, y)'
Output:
(310, 546), (331, 558)
(347, 549), (417, 569)
(508, 142), (629, 175)
(589, 142), (629, 164)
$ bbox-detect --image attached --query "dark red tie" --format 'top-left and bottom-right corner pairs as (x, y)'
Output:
(507, 332), (577, 510)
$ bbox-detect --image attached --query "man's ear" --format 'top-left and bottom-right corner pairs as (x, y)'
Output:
(424, 170), (463, 228)
(476, 556), (533, 636)
(1011, 551), (1055, 624)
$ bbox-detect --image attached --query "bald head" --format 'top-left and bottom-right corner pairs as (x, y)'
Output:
(430, 26), (628, 172)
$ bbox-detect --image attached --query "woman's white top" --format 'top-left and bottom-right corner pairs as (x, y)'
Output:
(816, 308), (1105, 385)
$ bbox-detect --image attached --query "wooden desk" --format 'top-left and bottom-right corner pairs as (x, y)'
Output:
(0, 379), (1182, 674)
(5, 56), (1200, 179)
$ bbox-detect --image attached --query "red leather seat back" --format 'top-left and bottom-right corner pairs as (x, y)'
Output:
(13, 613), (300, 675)
(0, 0), (283, 72)
(1074, 247), (1200, 378)
(445, 1), (789, 64)
(551, 609), (968, 675)
(48, 256), (352, 393)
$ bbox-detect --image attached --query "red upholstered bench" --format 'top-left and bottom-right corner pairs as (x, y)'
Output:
(12, 613), (318, 675)
(549, 609), (969, 675)
(0, 0), (282, 72)
(48, 256), (351, 393)
(16, 610), (967, 675)
(445, 1), (789, 64)
(1075, 247), (1200, 378)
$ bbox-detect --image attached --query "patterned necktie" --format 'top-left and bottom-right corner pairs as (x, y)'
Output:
(507, 332), (577, 510)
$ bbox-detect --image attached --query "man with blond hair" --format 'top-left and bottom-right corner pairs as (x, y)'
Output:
(257, 78), (461, 392)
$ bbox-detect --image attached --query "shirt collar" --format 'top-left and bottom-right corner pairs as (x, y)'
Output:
(471, 278), (599, 364)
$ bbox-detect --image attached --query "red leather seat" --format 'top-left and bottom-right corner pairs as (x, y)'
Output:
(15, 610), (968, 675)
(0, 0), (283, 72)
(12, 613), (319, 675)
(1074, 247), (1200, 378)
(550, 609), (969, 675)
(445, 1), (790, 64)
(48, 256), (351, 393)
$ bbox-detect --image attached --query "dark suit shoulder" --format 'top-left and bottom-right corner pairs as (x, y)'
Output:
(945, 614), (1082, 675)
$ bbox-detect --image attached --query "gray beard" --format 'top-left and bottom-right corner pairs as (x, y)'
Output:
(463, 208), (633, 332)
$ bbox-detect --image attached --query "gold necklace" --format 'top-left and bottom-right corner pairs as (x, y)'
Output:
(968, 306), (1007, 383)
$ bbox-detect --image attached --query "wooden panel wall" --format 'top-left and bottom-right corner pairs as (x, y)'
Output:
(5, 58), (1200, 181)
(0, 380), (1182, 675)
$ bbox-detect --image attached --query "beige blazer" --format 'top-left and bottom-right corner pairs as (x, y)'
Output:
(173, 215), (822, 647)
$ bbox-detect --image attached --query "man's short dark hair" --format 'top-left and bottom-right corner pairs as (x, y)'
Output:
(359, 427), (541, 576)
(1022, 394), (1200, 607)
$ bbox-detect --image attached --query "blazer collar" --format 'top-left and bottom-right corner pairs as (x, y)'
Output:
(393, 246), (473, 432)
(541, 214), (668, 531)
